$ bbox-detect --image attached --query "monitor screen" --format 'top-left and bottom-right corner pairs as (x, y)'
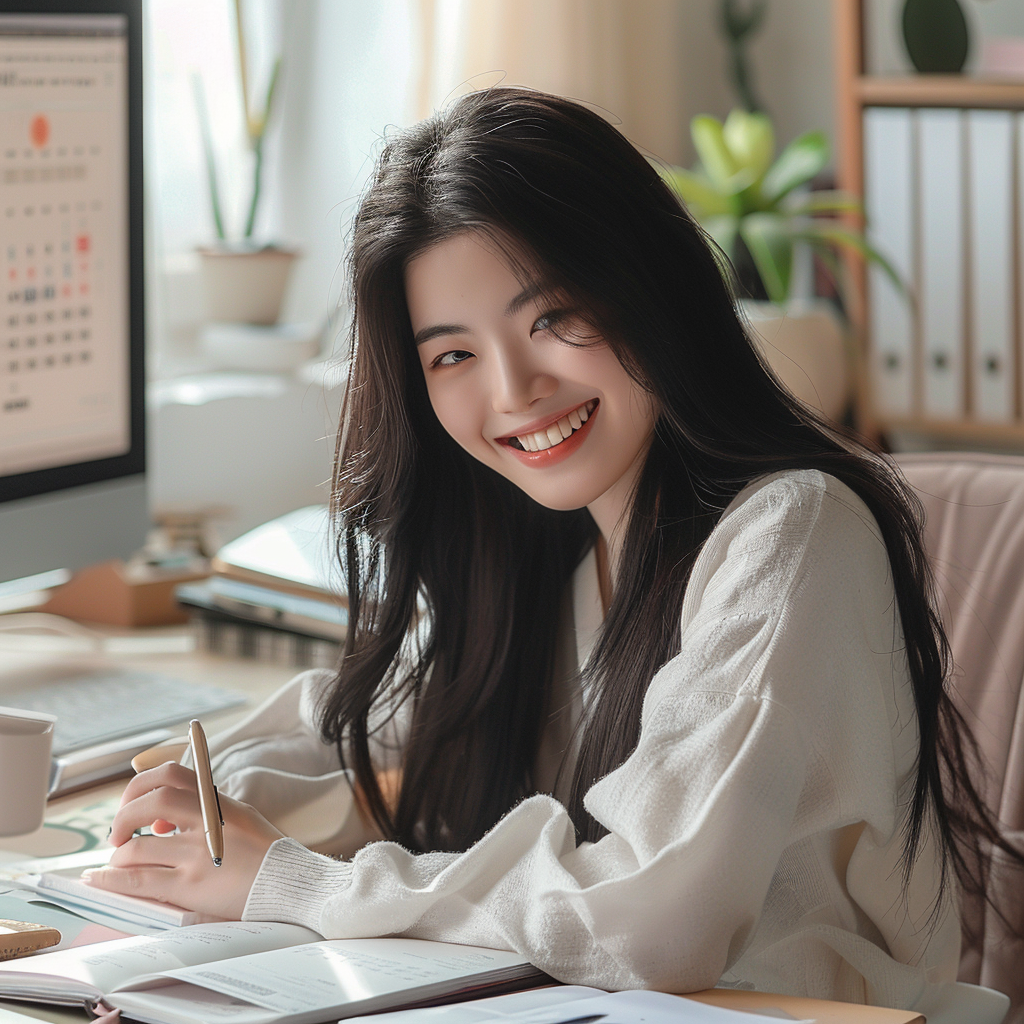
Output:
(0, 3), (146, 586)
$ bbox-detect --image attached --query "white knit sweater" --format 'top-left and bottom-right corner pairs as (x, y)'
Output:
(204, 471), (961, 1009)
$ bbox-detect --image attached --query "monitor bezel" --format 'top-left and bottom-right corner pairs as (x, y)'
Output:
(0, 0), (145, 504)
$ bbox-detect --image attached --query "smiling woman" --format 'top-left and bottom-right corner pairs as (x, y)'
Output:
(84, 87), (1024, 1017)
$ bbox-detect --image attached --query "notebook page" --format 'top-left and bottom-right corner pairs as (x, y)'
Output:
(112, 939), (537, 1021)
(0, 922), (318, 1005)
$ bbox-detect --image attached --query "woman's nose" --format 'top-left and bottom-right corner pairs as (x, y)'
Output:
(491, 349), (558, 413)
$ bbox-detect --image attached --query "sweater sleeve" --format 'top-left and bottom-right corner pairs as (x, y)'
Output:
(193, 669), (395, 856)
(242, 473), (915, 993)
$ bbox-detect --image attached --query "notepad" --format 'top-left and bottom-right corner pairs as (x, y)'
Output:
(20, 871), (202, 930)
(5, 850), (202, 931)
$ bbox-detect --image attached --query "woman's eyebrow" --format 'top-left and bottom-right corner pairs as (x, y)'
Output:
(414, 283), (546, 346)
(414, 323), (469, 347)
(504, 282), (544, 318)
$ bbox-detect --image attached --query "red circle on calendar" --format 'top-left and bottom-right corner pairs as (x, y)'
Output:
(30, 115), (50, 148)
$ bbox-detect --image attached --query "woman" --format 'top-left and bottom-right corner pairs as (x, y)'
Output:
(87, 87), (1014, 1012)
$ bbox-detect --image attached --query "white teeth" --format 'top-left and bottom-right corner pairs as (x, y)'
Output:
(514, 401), (595, 453)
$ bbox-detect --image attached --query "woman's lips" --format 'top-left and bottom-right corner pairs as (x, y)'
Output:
(498, 400), (599, 466)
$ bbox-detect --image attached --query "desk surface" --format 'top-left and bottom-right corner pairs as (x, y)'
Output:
(0, 991), (928, 1023)
(0, 632), (925, 1024)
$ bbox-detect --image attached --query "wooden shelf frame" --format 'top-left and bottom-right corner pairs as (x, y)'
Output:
(833, 0), (1024, 445)
(857, 77), (1024, 109)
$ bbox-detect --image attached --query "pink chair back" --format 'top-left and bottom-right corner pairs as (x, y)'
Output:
(895, 453), (1024, 1022)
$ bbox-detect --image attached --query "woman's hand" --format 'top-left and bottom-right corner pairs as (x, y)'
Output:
(83, 762), (285, 920)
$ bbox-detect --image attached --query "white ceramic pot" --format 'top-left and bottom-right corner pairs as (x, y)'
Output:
(739, 299), (850, 421)
(198, 246), (299, 325)
(199, 322), (321, 372)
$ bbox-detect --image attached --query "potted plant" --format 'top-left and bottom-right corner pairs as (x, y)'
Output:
(194, 0), (296, 326)
(659, 109), (901, 421)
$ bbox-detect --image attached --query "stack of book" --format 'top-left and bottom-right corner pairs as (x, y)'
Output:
(176, 506), (347, 670)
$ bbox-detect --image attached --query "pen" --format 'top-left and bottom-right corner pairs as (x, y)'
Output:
(188, 719), (224, 867)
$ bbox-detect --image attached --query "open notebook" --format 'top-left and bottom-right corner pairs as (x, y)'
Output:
(0, 925), (546, 1024)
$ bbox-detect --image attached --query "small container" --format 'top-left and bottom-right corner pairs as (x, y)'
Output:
(0, 707), (56, 837)
(198, 246), (299, 325)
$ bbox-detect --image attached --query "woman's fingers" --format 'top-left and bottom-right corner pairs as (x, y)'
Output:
(87, 791), (286, 920)
(103, 832), (197, 870)
(108, 784), (202, 847)
(82, 862), (181, 903)
(118, 761), (198, 809)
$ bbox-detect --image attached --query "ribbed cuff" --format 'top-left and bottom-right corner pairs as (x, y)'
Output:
(242, 836), (354, 934)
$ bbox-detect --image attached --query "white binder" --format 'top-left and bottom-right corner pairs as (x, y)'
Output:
(918, 109), (965, 419)
(864, 107), (915, 418)
(967, 109), (1015, 422)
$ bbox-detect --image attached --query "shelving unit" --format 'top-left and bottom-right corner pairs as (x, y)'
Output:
(834, 0), (1024, 445)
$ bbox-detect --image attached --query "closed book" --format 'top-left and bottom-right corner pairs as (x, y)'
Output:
(211, 507), (341, 601)
(176, 578), (347, 643)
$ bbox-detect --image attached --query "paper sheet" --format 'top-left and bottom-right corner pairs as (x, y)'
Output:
(0, 921), (319, 1003)
(150, 940), (532, 1014)
(344, 988), (806, 1024)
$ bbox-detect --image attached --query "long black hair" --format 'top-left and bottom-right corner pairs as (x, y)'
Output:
(322, 86), (1018, 920)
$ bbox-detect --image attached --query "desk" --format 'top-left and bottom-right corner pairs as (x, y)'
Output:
(0, 633), (924, 1023)
(1, 628), (295, 1021)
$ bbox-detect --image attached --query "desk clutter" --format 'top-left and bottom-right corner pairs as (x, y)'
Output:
(0, 927), (547, 1024)
(177, 506), (348, 670)
(0, 921), (59, 962)
(0, 668), (246, 798)
(0, 925), (814, 1024)
(0, 836), (926, 1024)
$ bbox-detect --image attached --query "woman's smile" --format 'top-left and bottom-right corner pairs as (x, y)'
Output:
(498, 399), (598, 459)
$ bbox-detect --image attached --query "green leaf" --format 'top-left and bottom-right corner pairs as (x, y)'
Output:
(739, 213), (793, 304)
(795, 224), (906, 294)
(723, 108), (775, 180)
(786, 190), (864, 216)
(692, 115), (755, 194)
(660, 166), (734, 217)
(760, 130), (829, 205)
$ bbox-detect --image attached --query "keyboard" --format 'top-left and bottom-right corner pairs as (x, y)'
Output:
(1, 669), (247, 756)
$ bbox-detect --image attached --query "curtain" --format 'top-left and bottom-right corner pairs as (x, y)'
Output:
(417, 0), (689, 166)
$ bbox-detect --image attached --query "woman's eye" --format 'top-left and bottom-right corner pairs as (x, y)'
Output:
(433, 349), (473, 368)
(531, 312), (559, 334)
(532, 309), (594, 346)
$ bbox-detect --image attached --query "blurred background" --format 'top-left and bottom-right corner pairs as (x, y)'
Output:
(144, 0), (1024, 544)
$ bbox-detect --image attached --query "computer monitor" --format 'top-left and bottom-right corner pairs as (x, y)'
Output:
(0, 1), (147, 587)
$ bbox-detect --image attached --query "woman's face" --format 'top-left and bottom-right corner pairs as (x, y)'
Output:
(406, 232), (656, 535)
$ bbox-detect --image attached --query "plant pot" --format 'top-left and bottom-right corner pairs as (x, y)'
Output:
(199, 321), (321, 371)
(198, 246), (299, 325)
(739, 299), (850, 421)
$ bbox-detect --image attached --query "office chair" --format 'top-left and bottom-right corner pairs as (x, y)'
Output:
(896, 452), (1024, 1024)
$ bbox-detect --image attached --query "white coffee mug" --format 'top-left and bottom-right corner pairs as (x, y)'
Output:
(0, 706), (56, 837)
